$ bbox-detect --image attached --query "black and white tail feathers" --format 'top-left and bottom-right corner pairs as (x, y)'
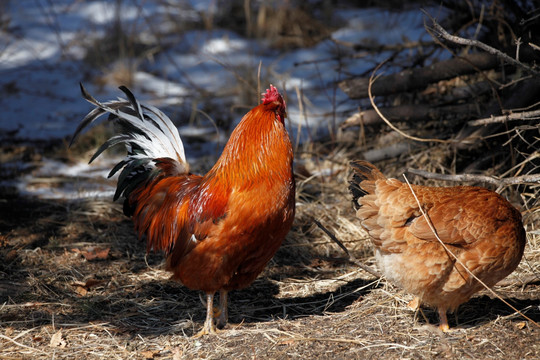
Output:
(349, 160), (386, 210)
(71, 84), (188, 201)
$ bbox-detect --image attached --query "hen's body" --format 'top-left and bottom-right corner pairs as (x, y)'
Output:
(349, 160), (525, 331)
(72, 85), (295, 335)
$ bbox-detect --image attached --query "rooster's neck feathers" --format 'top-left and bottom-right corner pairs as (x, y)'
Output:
(209, 102), (293, 188)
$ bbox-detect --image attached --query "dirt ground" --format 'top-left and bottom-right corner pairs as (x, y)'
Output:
(0, 143), (539, 360)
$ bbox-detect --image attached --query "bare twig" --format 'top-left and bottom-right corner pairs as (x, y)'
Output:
(340, 52), (500, 99)
(424, 11), (540, 76)
(407, 168), (540, 186)
(313, 219), (350, 257)
(467, 109), (540, 126)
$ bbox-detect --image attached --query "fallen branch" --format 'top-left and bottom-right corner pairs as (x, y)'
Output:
(467, 109), (540, 126)
(339, 52), (500, 99)
(425, 11), (540, 77)
(332, 37), (435, 53)
(363, 143), (413, 163)
(341, 103), (480, 128)
(407, 168), (540, 186)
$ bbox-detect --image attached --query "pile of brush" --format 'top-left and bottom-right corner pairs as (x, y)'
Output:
(338, 3), (539, 177)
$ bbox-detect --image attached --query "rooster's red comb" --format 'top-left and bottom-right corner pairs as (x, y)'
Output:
(262, 85), (283, 105)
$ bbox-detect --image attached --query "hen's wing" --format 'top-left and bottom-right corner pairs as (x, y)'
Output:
(360, 179), (524, 299)
(359, 180), (506, 250)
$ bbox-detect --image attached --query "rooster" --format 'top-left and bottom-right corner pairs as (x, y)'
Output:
(71, 84), (295, 335)
(349, 160), (525, 331)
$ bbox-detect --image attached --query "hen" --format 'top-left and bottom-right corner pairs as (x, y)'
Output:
(349, 160), (525, 331)
(72, 84), (295, 335)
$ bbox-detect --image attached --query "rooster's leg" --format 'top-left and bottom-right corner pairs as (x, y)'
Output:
(194, 292), (217, 337)
(216, 290), (228, 329)
(438, 307), (450, 332)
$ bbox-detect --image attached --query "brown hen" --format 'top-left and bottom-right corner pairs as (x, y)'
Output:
(349, 160), (526, 331)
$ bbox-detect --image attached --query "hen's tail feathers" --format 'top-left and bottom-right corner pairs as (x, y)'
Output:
(349, 160), (386, 210)
(71, 84), (188, 201)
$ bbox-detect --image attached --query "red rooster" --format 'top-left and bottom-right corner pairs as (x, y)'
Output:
(72, 84), (295, 335)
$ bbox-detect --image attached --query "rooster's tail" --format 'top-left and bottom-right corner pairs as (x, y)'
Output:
(349, 160), (386, 210)
(71, 84), (188, 203)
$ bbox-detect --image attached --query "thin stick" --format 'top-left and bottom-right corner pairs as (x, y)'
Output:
(314, 220), (382, 279)
(402, 174), (539, 329)
(279, 336), (417, 350)
(279, 336), (366, 346)
(467, 109), (540, 126)
(313, 219), (350, 257)
(408, 168), (540, 186)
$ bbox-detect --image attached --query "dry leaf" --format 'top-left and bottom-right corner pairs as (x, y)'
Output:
(140, 350), (158, 359)
(80, 247), (110, 261)
(49, 330), (67, 348)
(4, 327), (14, 337)
(5, 249), (17, 262)
(33, 336), (45, 343)
(75, 286), (88, 296)
(71, 278), (105, 296)
(72, 247), (110, 261)
(515, 322), (526, 330)
(278, 339), (296, 346)
(0, 234), (9, 246)
(84, 278), (105, 289)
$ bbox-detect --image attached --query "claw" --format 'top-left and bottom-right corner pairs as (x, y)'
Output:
(438, 307), (450, 332)
(195, 290), (229, 335)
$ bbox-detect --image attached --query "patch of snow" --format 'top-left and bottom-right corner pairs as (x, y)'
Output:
(0, 1), (433, 200)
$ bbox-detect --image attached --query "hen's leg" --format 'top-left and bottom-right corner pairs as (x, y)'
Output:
(407, 297), (420, 310)
(216, 290), (228, 329)
(438, 307), (450, 332)
(195, 292), (216, 336)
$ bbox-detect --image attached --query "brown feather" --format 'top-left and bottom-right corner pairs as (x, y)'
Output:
(349, 160), (526, 329)
(74, 85), (294, 334)
(127, 101), (295, 293)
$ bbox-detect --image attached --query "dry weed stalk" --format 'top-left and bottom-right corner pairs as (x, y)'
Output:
(367, 60), (451, 144)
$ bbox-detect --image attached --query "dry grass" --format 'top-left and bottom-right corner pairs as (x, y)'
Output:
(1, 139), (539, 359)
(1, 1), (539, 358)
